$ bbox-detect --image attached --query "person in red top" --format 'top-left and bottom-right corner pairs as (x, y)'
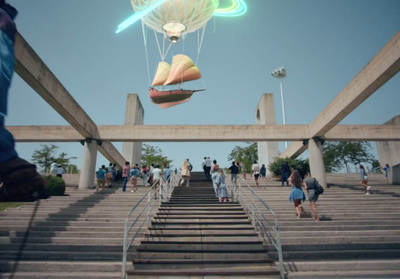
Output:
(122, 161), (130, 192)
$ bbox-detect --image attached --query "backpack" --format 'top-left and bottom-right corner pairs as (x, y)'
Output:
(314, 178), (324, 195)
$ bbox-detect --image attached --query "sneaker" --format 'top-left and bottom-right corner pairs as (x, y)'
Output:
(365, 192), (370, 195)
(131, 190), (134, 192)
(367, 186), (371, 191)
(0, 157), (47, 202)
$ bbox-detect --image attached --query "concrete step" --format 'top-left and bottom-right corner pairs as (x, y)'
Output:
(143, 236), (261, 242)
(283, 259), (400, 272)
(146, 229), (258, 236)
(0, 271), (121, 278)
(133, 251), (271, 260)
(269, 248), (400, 261)
(286, 270), (400, 278)
(0, 260), (121, 272)
(0, 250), (123, 261)
(136, 243), (265, 252)
(126, 268), (280, 277)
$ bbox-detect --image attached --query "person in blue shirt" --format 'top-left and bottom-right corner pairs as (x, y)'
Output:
(163, 165), (171, 184)
(129, 164), (140, 192)
(382, 163), (390, 182)
(95, 165), (107, 192)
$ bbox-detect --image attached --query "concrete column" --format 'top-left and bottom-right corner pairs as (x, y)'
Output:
(376, 115), (400, 184)
(308, 139), (327, 187)
(255, 94), (279, 175)
(79, 140), (97, 189)
(122, 94), (144, 165)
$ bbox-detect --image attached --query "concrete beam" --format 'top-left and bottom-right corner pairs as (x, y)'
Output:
(310, 30), (400, 137)
(7, 124), (400, 142)
(7, 125), (308, 142)
(324, 125), (400, 141)
(13, 32), (125, 166)
(281, 30), (400, 158)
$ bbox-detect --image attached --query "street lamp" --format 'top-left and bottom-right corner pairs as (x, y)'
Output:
(271, 66), (288, 148)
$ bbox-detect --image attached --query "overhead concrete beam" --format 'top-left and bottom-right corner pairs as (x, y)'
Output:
(13, 32), (125, 166)
(7, 125), (400, 142)
(7, 124), (309, 142)
(324, 125), (400, 141)
(281, 30), (400, 158)
(278, 142), (307, 159)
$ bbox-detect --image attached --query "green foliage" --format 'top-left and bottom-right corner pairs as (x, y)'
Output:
(322, 141), (375, 172)
(32, 145), (79, 173)
(227, 142), (257, 172)
(32, 144), (58, 173)
(141, 144), (173, 167)
(55, 152), (77, 170)
(44, 176), (66, 196)
(268, 157), (310, 177)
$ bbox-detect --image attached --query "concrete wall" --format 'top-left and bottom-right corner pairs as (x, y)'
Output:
(376, 115), (400, 184)
(122, 94), (144, 166)
(255, 94), (279, 175)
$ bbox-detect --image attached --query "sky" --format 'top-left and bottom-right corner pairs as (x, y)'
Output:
(5, 0), (400, 172)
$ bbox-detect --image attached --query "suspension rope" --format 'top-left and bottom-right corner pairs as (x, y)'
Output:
(196, 24), (207, 65)
(141, 21), (151, 85)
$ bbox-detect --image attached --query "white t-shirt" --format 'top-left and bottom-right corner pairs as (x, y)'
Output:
(252, 164), (260, 174)
(152, 168), (162, 179)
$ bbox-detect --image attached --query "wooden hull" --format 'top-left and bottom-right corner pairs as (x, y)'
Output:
(149, 88), (204, 108)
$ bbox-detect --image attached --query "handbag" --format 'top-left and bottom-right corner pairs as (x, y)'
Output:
(313, 178), (324, 195)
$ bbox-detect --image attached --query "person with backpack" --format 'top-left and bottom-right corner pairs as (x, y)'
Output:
(303, 172), (320, 222)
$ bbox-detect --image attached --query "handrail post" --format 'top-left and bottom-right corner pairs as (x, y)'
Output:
(121, 217), (129, 277)
(251, 191), (255, 227)
(275, 218), (285, 279)
(147, 191), (151, 227)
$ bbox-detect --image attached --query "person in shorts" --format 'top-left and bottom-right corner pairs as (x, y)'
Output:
(289, 170), (306, 219)
(251, 161), (260, 189)
(96, 165), (107, 192)
(303, 172), (320, 222)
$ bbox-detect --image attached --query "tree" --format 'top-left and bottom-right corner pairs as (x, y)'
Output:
(268, 157), (309, 178)
(141, 144), (172, 167)
(31, 144), (79, 173)
(55, 152), (77, 170)
(322, 141), (376, 173)
(31, 144), (58, 173)
(227, 142), (257, 172)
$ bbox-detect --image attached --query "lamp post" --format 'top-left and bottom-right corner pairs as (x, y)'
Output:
(271, 66), (288, 148)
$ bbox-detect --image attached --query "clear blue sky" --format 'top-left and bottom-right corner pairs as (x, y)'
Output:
(6, 0), (400, 172)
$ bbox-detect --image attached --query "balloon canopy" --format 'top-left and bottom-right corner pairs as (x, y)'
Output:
(130, 0), (219, 42)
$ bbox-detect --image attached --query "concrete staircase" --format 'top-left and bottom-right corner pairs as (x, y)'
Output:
(0, 172), (399, 278)
(127, 174), (281, 278)
(0, 185), (145, 278)
(242, 173), (400, 278)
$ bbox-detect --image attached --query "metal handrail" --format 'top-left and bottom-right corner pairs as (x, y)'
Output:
(121, 173), (178, 278)
(227, 176), (284, 279)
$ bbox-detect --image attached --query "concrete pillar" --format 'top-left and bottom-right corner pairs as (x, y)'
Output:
(79, 140), (97, 189)
(122, 94), (144, 166)
(255, 94), (279, 175)
(308, 138), (327, 187)
(376, 115), (400, 184)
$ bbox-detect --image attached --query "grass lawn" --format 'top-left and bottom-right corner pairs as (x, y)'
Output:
(0, 202), (26, 212)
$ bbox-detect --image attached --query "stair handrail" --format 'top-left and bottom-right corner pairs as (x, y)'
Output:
(121, 174), (178, 277)
(228, 177), (285, 279)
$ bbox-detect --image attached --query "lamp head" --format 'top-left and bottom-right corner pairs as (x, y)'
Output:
(271, 66), (286, 79)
